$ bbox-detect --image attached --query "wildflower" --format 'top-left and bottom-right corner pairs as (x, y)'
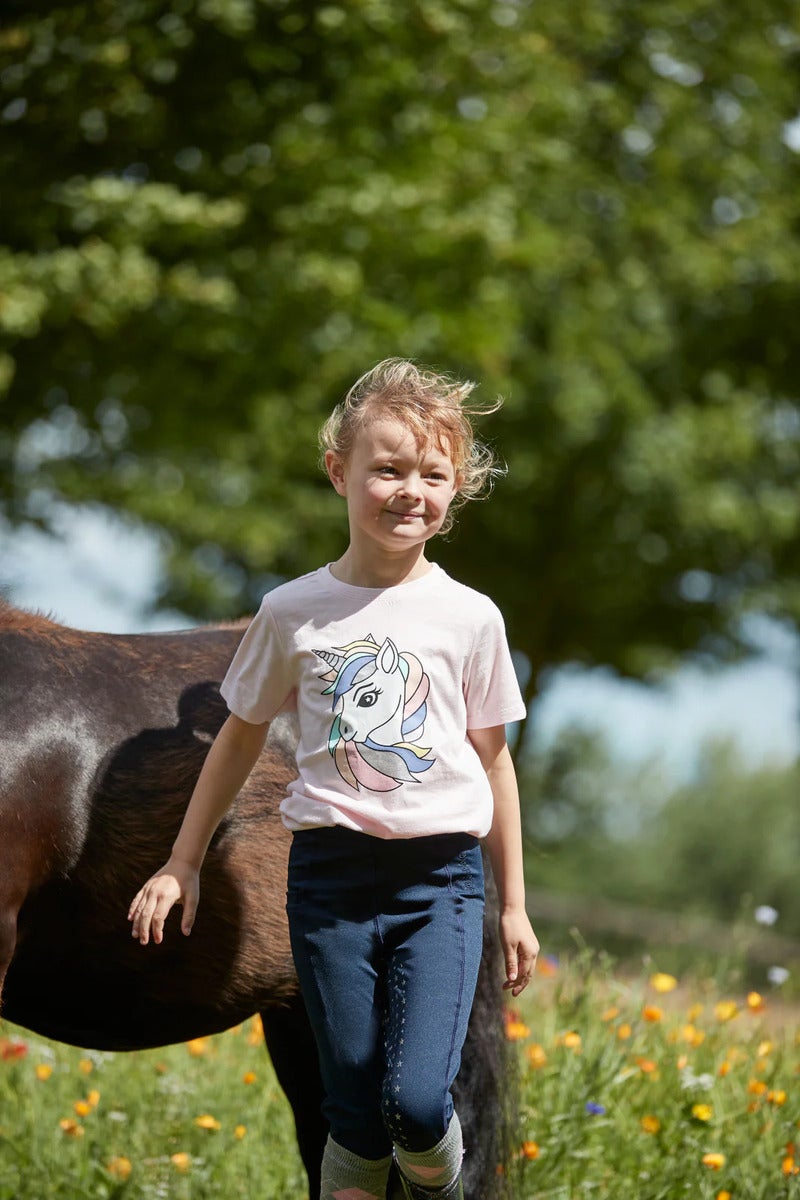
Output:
(171, 1152), (191, 1172)
(585, 1102), (606, 1116)
(640, 1115), (661, 1134)
(642, 1005), (663, 1023)
(35, 1064), (53, 1081)
(537, 955), (558, 978)
(718, 1061), (731, 1078)
(555, 1030), (581, 1051)
(676, 1054), (689, 1070)
(754, 905), (779, 926)
(505, 1019), (530, 1041)
(0, 1039), (28, 1060)
(242, 1071), (257, 1085)
(247, 1015), (264, 1045)
(194, 1114), (221, 1131)
(681, 1024), (706, 1047)
(78, 1058), (93, 1075)
(680, 1067), (714, 1091)
(687, 1003), (704, 1022)
(714, 1000), (738, 1022)
(692, 1104), (713, 1122)
(767, 1090), (787, 1106)
(617, 1023), (632, 1040)
(767, 966), (789, 986)
(747, 1079), (768, 1096)
(747, 992), (765, 1013)
(650, 972), (678, 993)
(234, 1125), (247, 1140)
(717, 1192), (732, 1200)
(783, 1155), (800, 1177)
(601, 1006), (619, 1022)
(87, 1089), (100, 1108)
(635, 1057), (658, 1075)
(59, 1118), (84, 1137)
(757, 1040), (773, 1057)
(106, 1157), (132, 1180)
(702, 1152), (726, 1170)
(526, 1043), (547, 1069)
(521, 1141), (539, 1160)
(74, 1101), (91, 1117)
(186, 1037), (209, 1057)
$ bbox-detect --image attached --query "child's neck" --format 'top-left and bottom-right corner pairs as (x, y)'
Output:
(330, 547), (434, 589)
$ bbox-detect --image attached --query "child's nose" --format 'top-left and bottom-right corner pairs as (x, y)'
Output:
(398, 473), (422, 497)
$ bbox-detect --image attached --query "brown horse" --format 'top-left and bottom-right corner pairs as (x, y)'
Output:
(0, 598), (514, 1198)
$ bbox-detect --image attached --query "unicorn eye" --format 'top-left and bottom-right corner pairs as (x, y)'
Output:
(356, 688), (382, 708)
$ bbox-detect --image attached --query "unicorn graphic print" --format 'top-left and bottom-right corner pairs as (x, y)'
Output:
(314, 635), (436, 792)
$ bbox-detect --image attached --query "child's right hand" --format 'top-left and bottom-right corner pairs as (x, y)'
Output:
(128, 857), (200, 946)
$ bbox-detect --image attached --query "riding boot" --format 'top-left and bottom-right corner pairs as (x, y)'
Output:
(395, 1168), (465, 1200)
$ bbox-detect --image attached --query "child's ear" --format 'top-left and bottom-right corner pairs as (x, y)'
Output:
(325, 450), (347, 496)
(453, 470), (465, 494)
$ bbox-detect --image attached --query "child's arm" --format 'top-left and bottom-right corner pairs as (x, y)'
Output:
(469, 724), (539, 996)
(127, 712), (270, 946)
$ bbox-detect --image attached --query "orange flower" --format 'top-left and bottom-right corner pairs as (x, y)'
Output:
(106, 1157), (132, 1180)
(171, 1152), (191, 1172)
(767, 1090), (787, 1106)
(506, 1020), (531, 1041)
(247, 1015), (264, 1045)
(521, 1141), (539, 1160)
(635, 1057), (658, 1075)
(650, 972), (678, 993)
(642, 1005), (663, 1023)
(716, 1192), (732, 1200)
(601, 1006), (619, 1022)
(186, 1037), (209, 1057)
(714, 1000), (738, 1022)
(747, 992), (765, 1013)
(747, 1079), (768, 1096)
(618, 1023), (632, 1040)
(718, 1061), (731, 1078)
(640, 1115), (661, 1134)
(59, 1118), (84, 1137)
(87, 1089), (100, 1108)
(35, 1064), (53, 1081)
(242, 1071), (257, 1085)
(676, 1054), (689, 1070)
(526, 1043), (547, 1069)
(194, 1114), (221, 1131)
(74, 1101), (91, 1118)
(702, 1152), (726, 1170)
(782, 1156), (800, 1177)
(555, 1030), (581, 1050)
(682, 1024), (705, 1047)
(78, 1058), (93, 1075)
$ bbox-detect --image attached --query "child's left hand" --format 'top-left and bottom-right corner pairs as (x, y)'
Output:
(499, 910), (540, 996)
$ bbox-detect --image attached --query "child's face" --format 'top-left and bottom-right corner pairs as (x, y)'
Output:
(326, 417), (460, 558)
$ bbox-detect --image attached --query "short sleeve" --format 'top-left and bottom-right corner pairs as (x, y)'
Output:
(463, 604), (527, 730)
(219, 596), (295, 724)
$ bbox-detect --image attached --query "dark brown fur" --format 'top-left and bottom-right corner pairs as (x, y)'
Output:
(0, 600), (514, 1197)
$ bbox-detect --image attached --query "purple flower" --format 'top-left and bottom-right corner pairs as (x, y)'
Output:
(585, 1102), (606, 1116)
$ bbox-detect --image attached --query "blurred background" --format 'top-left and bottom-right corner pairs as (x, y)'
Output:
(2, 0), (799, 986)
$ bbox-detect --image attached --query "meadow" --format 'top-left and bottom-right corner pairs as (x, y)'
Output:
(0, 954), (797, 1200)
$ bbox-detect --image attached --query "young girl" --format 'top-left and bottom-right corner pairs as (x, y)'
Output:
(128, 359), (539, 1200)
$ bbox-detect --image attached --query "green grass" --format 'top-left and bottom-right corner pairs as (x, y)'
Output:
(1, 957), (798, 1199)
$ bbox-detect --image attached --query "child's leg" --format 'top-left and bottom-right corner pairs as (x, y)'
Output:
(380, 836), (485, 1194)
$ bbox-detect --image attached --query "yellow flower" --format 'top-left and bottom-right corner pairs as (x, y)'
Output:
(650, 972), (678, 993)
(87, 1089), (100, 1108)
(242, 1071), (257, 1085)
(714, 1000), (738, 1022)
(35, 1064), (53, 1081)
(171, 1152), (191, 1172)
(642, 1005), (663, 1023)
(186, 1037), (209, 1057)
(601, 1006), (619, 1022)
(692, 1104), (713, 1122)
(617, 1023), (632, 1040)
(234, 1124), (247, 1140)
(59, 1118), (84, 1137)
(702, 1152), (726, 1170)
(73, 1101), (91, 1117)
(757, 1040), (773, 1057)
(505, 1020), (530, 1041)
(687, 1002), (704, 1022)
(747, 1079), (767, 1096)
(676, 1054), (689, 1070)
(682, 1024), (705, 1047)
(521, 1141), (539, 1160)
(747, 991), (765, 1013)
(767, 1089), (787, 1106)
(78, 1058), (93, 1075)
(562, 1031), (582, 1051)
(783, 1155), (800, 1177)
(526, 1043), (547, 1069)
(717, 1192), (732, 1200)
(106, 1157), (132, 1180)
(247, 1015), (264, 1045)
(640, 1115), (661, 1134)
(194, 1114), (221, 1131)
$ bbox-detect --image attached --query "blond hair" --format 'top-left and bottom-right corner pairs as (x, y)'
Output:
(319, 358), (504, 534)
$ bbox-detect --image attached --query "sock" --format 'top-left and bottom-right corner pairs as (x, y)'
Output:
(320, 1134), (393, 1200)
(394, 1112), (463, 1191)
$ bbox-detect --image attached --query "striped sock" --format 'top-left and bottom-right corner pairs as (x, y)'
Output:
(320, 1135), (392, 1200)
(394, 1112), (463, 1191)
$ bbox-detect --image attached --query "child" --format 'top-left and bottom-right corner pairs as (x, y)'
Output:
(128, 358), (539, 1200)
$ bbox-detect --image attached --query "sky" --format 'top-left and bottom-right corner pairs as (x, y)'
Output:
(2, 506), (798, 783)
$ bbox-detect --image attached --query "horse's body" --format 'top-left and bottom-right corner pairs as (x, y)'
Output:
(0, 600), (512, 1197)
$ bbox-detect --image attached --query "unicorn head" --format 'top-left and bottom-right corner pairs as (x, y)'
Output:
(315, 635), (435, 792)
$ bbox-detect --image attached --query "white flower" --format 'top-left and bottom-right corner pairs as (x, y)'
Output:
(754, 905), (779, 926)
(767, 965), (790, 986)
(680, 1067), (714, 1091)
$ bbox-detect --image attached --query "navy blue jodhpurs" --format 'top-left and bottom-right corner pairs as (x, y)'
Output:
(286, 826), (485, 1160)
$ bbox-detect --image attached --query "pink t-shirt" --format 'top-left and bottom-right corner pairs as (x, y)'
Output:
(220, 563), (526, 839)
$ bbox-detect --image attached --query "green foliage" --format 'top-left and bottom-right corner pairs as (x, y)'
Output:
(2, 1), (800, 700)
(523, 726), (800, 937)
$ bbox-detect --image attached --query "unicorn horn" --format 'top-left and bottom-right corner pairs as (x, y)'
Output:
(315, 648), (345, 670)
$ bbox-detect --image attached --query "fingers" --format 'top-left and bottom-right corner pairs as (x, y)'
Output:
(128, 876), (181, 946)
(181, 886), (199, 937)
(502, 926), (540, 996)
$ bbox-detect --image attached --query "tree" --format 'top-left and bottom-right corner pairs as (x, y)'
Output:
(2, 0), (800, 733)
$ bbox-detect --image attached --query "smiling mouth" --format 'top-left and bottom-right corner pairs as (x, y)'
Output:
(386, 511), (424, 520)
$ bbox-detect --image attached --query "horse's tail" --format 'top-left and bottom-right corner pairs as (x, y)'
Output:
(454, 852), (520, 1199)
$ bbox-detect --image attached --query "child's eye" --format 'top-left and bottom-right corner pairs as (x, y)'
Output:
(377, 465), (398, 475)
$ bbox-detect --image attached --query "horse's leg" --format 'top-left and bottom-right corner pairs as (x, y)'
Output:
(261, 996), (327, 1200)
